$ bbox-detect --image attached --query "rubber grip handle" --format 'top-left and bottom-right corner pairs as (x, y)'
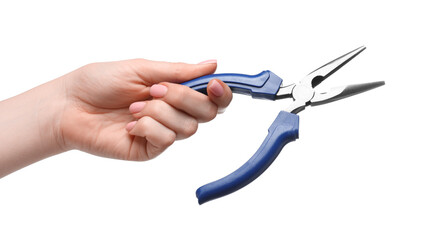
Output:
(196, 111), (299, 204)
(181, 70), (283, 100)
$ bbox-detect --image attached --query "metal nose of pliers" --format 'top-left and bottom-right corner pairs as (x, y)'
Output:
(281, 46), (385, 113)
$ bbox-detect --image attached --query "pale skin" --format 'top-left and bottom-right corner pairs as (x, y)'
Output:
(0, 59), (232, 178)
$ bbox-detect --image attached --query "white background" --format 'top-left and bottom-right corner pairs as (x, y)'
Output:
(1, 0), (432, 239)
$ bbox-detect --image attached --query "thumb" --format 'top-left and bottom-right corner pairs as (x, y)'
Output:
(135, 59), (217, 84)
(207, 79), (233, 111)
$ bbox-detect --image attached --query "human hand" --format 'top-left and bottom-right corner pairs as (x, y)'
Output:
(59, 59), (232, 160)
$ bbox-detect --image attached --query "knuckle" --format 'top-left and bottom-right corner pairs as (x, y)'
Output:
(182, 119), (198, 137)
(130, 117), (150, 137)
(172, 63), (188, 80)
(137, 116), (152, 132)
(139, 116), (152, 126)
(146, 100), (163, 116)
(201, 104), (218, 122)
(134, 100), (163, 118)
(162, 131), (176, 147)
(169, 85), (187, 105)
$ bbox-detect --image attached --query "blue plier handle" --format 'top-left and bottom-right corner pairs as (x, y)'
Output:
(182, 70), (283, 100)
(183, 46), (384, 204)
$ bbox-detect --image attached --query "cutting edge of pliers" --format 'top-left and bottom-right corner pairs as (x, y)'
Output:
(182, 46), (385, 204)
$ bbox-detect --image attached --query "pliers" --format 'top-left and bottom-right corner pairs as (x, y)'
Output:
(182, 46), (385, 204)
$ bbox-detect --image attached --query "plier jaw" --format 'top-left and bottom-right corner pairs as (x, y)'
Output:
(183, 46), (385, 204)
(277, 46), (384, 113)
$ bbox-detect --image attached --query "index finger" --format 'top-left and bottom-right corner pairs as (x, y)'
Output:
(132, 59), (218, 84)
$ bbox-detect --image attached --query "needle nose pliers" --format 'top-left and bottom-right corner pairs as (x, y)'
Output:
(183, 46), (385, 204)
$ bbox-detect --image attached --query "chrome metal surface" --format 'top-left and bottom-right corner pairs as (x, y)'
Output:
(299, 46), (366, 88)
(275, 83), (295, 99)
(311, 81), (385, 106)
(281, 46), (384, 113)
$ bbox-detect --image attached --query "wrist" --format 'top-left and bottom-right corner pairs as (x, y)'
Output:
(0, 77), (67, 177)
(36, 77), (69, 153)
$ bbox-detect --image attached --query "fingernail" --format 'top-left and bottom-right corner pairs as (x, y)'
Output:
(125, 121), (137, 132)
(150, 84), (168, 98)
(129, 102), (146, 113)
(209, 79), (224, 97)
(198, 59), (217, 65)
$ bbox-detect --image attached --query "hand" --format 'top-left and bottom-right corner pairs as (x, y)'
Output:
(59, 59), (232, 160)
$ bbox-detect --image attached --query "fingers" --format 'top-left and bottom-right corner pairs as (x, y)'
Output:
(152, 83), (219, 123)
(129, 80), (232, 132)
(125, 59), (233, 161)
(133, 59), (217, 84)
(126, 117), (176, 159)
(149, 80), (232, 119)
(130, 100), (198, 140)
(126, 79), (232, 144)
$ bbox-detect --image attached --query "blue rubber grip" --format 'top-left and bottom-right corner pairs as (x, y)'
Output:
(182, 70), (283, 100)
(196, 111), (299, 204)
